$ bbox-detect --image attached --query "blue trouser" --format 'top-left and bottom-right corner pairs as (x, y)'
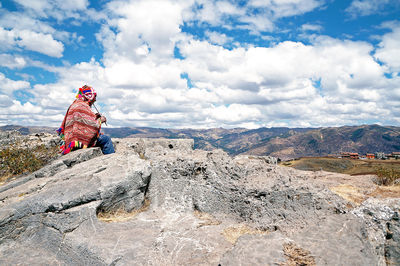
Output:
(96, 134), (115, 154)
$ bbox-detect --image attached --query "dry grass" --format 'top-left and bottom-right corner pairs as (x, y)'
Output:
(0, 173), (13, 186)
(193, 210), (221, 228)
(97, 198), (150, 223)
(330, 184), (366, 205)
(374, 167), (400, 185)
(369, 186), (400, 198)
(280, 242), (316, 266)
(282, 157), (400, 186)
(330, 183), (400, 205)
(222, 224), (269, 244)
(0, 144), (59, 185)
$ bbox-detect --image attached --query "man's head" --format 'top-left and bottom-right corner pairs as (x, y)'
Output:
(77, 85), (97, 105)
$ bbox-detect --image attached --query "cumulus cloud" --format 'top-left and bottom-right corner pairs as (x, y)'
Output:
(17, 30), (64, 58)
(0, 94), (12, 108)
(375, 24), (400, 72)
(0, 0), (399, 128)
(0, 12), (56, 34)
(13, 0), (89, 19)
(346, 0), (390, 17)
(188, 0), (323, 34)
(8, 100), (42, 114)
(205, 31), (233, 45)
(85, 0), (397, 128)
(0, 73), (30, 96)
(103, 0), (189, 63)
(204, 104), (262, 123)
(0, 27), (64, 57)
(0, 54), (27, 69)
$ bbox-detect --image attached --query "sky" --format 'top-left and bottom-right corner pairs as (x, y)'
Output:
(0, 0), (400, 129)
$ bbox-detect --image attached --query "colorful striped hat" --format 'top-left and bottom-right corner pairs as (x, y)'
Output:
(76, 85), (97, 102)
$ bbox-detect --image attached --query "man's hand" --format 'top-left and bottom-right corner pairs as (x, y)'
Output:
(100, 116), (107, 124)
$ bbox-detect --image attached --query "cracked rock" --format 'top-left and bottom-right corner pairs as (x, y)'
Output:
(0, 137), (399, 265)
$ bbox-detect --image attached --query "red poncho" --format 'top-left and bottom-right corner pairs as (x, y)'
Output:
(59, 99), (101, 154)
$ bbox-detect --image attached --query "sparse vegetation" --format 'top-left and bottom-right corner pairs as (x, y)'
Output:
(194, 210), (221, 228)
(0, 144), (59, 184)
(281, 242), (316, 266)
(222, 224), (269, 244)
(375, 167), (400, 186)
(281, 157), (400, 186)
(97, 198), (151, 222)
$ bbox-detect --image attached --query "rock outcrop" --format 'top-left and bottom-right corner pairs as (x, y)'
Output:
(0, 137), (399, 265)
(0, 130), (60, 149)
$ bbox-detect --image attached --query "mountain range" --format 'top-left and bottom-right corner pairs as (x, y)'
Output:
(2, 124), (400, 160)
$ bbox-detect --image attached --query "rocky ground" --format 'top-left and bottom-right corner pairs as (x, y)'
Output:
(0, 136), (399, 265)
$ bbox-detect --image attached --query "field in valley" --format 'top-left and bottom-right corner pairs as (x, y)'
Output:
(280, 157), (400, 176)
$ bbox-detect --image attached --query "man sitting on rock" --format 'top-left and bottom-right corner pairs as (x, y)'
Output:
(57, 85), (115, 155)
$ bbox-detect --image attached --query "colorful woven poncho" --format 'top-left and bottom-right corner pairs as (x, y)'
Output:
(57, 86), (101, 155)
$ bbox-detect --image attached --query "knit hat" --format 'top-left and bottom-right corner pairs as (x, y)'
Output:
(76, 85), (97, 102)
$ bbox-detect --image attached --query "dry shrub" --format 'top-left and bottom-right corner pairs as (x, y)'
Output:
(222, 224), (269, 244)
(0, 144), (59, 184)
(97, 198), (150, 223)
(281, 242), (316, 266)
(374, 167), (400, 186)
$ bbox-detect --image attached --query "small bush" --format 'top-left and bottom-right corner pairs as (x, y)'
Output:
(374, 167), (400, 186)
(0, 144), (59, 183)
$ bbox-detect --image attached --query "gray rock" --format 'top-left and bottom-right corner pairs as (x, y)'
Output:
(0, 137), (399, 265)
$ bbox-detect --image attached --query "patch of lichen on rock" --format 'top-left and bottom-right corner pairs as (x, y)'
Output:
(194, 210), (221, 228)
(222, 224), (269, 244)
(281, 242), (316, 266)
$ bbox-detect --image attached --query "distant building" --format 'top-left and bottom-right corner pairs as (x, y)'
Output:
(375, 152), (387, 160)
(392, 152), (400, 159)
(366, 153), (375, 159)
(341, 152), (359, 159)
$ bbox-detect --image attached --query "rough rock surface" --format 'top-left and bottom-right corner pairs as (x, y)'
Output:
(0, 130), (60, 149)
(0, 137), (399, 265)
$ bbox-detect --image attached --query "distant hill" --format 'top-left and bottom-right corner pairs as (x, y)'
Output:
(2, 124), (400, 160)
(0, 125), (57, 135)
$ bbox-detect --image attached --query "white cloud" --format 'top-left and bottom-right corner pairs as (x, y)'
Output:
(187, 0), (323, 35)
(301, 23), (322, 32)
(187, 0), (244, 27)
(0, 73), (30, 96)
(13, 0), (89, 19)
(375, 24), (400, 72)
(239, 15), (274, 33)
(346, 0), (390, 17)
(103, 0), (189, 63)
(17, 30), (64, 58)
(0, 27), (64, 57)
(204, 104), (262, 123)
(0, 94), (12, 108)
(173, 35), (392, 127)
(8, 100), (42, 114)
(0, 54), (27, 69)
(205, 31), (233, 45)
(0, 12), (56, 34)
(0, 0), (398, 129)
(248, 0), (323, 18)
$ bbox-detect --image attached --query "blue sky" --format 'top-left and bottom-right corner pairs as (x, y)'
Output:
(0, 0), (399, 129)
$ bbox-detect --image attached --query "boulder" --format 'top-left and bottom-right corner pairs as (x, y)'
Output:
(0, 137), (399, 265)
